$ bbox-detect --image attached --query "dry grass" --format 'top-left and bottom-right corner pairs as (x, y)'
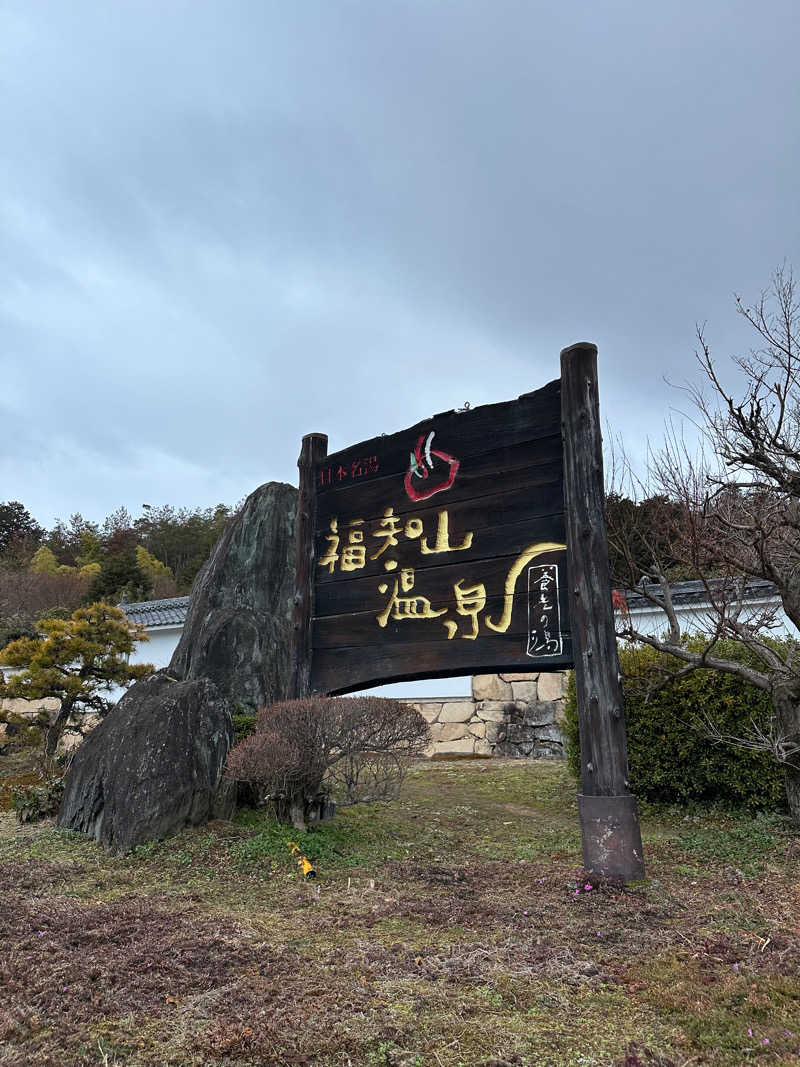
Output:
(0, 756), (798, 1065)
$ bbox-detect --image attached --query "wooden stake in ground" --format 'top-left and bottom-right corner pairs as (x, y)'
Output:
(560, 342), (645, 882)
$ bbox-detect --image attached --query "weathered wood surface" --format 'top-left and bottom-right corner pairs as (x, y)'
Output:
(561, 342), (644, 881)
(315, 508), (565, 596)
(315, 484), (565, 587)
(560, 343), (630, 797)
(317, 380), (561, 495)
(309, 383), (571, 694)
(290, 433), (328, 699)
(313, 631), (575, 695)
(316, 436), (564, 528)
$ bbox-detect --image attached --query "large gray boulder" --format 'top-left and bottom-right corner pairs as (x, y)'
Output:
(58, 480), (298, 848)
(58, 674), (234, 852)
(168, 481), (298, 711)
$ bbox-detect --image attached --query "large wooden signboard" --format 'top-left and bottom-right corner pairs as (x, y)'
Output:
(291, 344), (645, 883)
(307, 379), (572, 694)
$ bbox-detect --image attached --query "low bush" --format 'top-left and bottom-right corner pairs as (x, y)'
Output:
(12, 776), (64, 823)
(225, 696), (429, 829)
(564, 639), (786, 811)
(231, 707), (258, 743)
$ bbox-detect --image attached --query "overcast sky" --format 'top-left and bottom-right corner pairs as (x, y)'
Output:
(2, 2), (798, 693)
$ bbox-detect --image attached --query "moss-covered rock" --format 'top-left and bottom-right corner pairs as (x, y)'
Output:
(58, 673), (234, 851)
(168, 481), (297, 711)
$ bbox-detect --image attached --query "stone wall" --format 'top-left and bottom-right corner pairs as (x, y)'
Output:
(0, 697), (95, 755)
(0, 696), (60, 719)
(408, 671), (568, 760)
(0, 696), (59, 751)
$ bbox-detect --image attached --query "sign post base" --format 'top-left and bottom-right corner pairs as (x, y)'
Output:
(578, 794), (645, 883)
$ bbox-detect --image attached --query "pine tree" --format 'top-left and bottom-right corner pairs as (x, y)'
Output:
(0, 603), (152, 756)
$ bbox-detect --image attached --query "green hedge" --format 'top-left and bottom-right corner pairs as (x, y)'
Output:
(564, 640), (786, 812)
(232, 708), (259, 744)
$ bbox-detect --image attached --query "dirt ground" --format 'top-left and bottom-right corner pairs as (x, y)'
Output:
(0, 756), (798, 1066)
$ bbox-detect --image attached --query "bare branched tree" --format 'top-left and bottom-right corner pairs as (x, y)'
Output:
(224, 696), (429, 830)
(607, 266), (800, 821)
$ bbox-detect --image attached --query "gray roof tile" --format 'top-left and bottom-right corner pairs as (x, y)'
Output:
(121, 596), (190, 628)
(623, 578), (776, 610)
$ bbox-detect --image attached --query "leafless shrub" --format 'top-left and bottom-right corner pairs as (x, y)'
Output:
(0, 568), (89, 646)
(225, 696), (429, 829)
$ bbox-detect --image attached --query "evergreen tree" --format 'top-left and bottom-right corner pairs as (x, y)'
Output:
(87, 546), (152, 604)
(47, 514), (100, 567)
(0, 603), (152, 755)
(0, 501), (43, 555)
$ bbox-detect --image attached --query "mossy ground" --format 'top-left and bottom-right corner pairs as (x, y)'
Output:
(0, 756), (798, 1066)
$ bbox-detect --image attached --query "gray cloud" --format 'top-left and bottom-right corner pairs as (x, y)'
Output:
(2, 0), (798, 533)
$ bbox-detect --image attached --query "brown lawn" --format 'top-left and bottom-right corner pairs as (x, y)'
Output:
(0, 756), (798, 1066)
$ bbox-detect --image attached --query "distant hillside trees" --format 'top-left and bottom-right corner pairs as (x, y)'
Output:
(0, 499), (237, 649)
(0, 568), (88, 649)
(0, 501), (43, 562)
(87, 533), (154, 605)
(133, 503), (233, 587)
(605, 492), (688, 584)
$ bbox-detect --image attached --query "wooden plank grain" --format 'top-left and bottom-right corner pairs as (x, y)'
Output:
(315, 435), (563, 529)
(318, 380), (561, 496)
(561, 342), (645, 881)
(313, 538), (567, 619)
(311, 591), (567, 648)
(289, 432), (328, 699)
(311, 631), (574, 695)
(561, 344), (630, 796)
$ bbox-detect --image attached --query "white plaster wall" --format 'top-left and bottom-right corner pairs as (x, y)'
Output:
(132, 626), (182, 671)
(106, 625), (183, 704)
(624, 598), (798, 641)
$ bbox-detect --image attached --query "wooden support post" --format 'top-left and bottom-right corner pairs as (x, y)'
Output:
(560, 343), (645, 882)
(289, 432), (328, 700)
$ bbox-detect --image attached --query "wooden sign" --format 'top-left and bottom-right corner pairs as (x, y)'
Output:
(304, 379), (572, 694)
(290, 345), (645, 884)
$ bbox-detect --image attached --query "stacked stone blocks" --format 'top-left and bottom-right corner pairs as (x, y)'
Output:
(409, 671), (568, 760)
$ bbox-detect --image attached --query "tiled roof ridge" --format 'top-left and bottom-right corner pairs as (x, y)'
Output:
(122, 595), (191, 609)
(622, 577), (776, 609)
(120, 595), (190, 627)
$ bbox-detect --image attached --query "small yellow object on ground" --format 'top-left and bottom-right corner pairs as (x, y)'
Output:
(287, 841), (316, 878)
